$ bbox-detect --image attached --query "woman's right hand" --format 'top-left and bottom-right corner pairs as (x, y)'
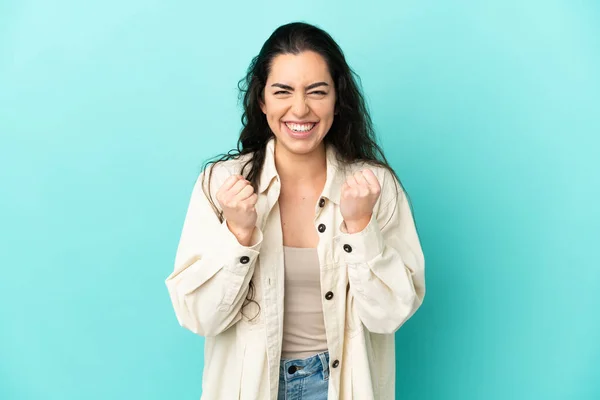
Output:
(216, 175), (258, 245)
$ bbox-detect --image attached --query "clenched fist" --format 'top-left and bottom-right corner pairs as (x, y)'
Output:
(216, 175), (258, 245)
(340, 169), (381, 233)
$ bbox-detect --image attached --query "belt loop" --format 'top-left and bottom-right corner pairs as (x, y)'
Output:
(318, 351), (329, 380)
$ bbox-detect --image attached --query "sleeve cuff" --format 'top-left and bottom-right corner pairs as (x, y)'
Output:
(334, 212), (384, 264)
(217, 220), (263, 275)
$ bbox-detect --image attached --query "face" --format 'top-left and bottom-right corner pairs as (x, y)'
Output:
(260, 51), (336, 156)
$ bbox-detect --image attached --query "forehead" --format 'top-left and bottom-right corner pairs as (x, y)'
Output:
(267, 51), (332, 84)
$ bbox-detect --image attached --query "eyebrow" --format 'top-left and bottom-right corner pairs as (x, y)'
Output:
(271, 82), (330, 91)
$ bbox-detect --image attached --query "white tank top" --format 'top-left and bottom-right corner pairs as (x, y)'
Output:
(281, 246), (328, 359)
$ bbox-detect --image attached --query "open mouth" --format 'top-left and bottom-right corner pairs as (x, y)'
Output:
(283, 122), (318, 136)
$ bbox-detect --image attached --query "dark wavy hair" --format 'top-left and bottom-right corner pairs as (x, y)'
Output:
(201, 21), (415, 320)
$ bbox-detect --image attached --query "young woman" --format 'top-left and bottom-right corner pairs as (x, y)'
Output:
(166, 22), (426, 400)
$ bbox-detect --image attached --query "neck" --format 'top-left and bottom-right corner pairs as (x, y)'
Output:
(274, 140), (327, 185)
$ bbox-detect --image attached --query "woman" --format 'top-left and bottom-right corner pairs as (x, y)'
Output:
(166, 21), (425, 400)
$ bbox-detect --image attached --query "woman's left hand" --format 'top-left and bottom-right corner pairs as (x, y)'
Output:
(340, 169), (381, 233)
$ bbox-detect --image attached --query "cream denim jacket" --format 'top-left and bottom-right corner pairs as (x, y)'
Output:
(166, 137), (426, 399)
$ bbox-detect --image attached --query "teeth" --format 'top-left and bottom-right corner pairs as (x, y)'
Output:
(285, 122), (316, 132)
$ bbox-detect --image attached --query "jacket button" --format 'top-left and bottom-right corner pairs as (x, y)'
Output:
(240, 256), (250, 264)
(288, 365), (297, 374)
(319, 198), (325, 207)
(325, 291), (334, 300)
(318, 223), (326, 233)
(343, 244), (352, 253)
(332, 360), (340, 368)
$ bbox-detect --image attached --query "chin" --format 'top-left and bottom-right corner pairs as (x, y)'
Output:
(281, 135), (327, 154)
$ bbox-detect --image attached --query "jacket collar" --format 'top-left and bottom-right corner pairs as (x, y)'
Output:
(257, 136), (345, 205)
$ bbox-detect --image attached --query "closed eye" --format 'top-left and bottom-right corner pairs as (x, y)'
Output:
(273, 91), (328, 95)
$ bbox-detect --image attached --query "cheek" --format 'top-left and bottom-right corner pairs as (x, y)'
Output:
(315, 102), (336, 118)
(265, 101), (285, 119)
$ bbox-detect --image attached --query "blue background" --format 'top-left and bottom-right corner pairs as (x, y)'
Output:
(1, 1), (599, 399)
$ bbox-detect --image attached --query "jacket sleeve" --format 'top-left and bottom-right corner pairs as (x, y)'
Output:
(334, 168), (425, 334)
(165, 166), (263, 337)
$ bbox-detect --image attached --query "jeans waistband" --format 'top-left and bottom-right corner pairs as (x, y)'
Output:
(279, 351), (330, 382)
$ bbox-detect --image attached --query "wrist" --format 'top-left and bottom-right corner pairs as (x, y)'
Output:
(343, 214), (372, 234)
(226, 221), (255, 246)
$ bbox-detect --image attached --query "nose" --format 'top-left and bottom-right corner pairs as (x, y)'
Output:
(291, 93), (309, 116)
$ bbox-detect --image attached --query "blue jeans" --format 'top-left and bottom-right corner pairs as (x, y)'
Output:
(278, 351), (329, 400)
